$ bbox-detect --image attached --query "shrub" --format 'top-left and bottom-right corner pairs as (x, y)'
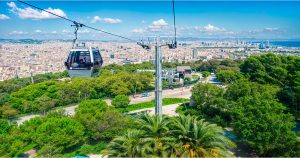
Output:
(111, 95), (130, 108)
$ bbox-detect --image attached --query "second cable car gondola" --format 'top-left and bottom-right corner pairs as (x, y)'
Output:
(65, 43), (103, 77)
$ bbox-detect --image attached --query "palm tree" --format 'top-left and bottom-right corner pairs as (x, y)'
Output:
(104, 129), (144, 157)
(171, 115), (236, 158)
(136, 114), (175, 157)
(105, 114), (235, 158)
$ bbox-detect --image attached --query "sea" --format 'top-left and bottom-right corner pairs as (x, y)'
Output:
(270, 41), (300, 48)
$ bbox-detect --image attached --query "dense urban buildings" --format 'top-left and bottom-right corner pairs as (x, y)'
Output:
(0, 40), (299, 80)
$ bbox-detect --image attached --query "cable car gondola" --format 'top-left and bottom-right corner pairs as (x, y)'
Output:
(64, 23), (103, 77)
(65, 44), (103, 77)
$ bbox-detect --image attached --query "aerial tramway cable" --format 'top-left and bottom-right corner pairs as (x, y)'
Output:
(17, 0), (137, 42)
(17, 0), (177, 47)
(172, 0), (177, 44)
(168, 0), (177, 49)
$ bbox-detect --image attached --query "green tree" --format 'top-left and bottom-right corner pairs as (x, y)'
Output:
(216, 70), (243, 84)
(191, 83), (224, 111)
(171, 115), (235, 157)
(0, 119), (11, 135)
(105, 129), (144, 157)
(105, 114), (173, 157)
(37, 144), (62, 157)
(225, 79), (279, 101)
(34, 95), (56, 115)
(0, 93), (10, 105)
(75, 99), (133, 141)
(105, 115), (235, 158)
(111, 95), (130, 108)
(240, 56), (266, 82)
(202, 71), (210, 78)
(191, 83), (230, 125)
(136, 115), (173, 157)
(33, 117), (86, 155)
(232, 94), (298, 156)
(0, 104), (18, 119)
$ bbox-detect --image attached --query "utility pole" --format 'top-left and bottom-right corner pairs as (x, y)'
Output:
(155, 36), (163, 119)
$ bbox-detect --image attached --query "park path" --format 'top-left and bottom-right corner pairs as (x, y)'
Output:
(127, 103), (180, 116)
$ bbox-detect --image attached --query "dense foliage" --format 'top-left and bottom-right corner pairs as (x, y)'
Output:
(202, 71), (210, 78)
(0, 71), (68, 94)
(75, 99), (135, 141)
(33, 117), (86, 156)
(191, 59), (242, 72)
(0, 113), (86, 157)
(0, 68), (153, 118)
(0, 99), (137, 157)
(181, 80), (299, 156)
(105, 114), (235, 157)
(111, 95), (130, 108)
(216, 70), (244, 84)
(232, 94), (298, 156)
(179, 53), (300, 156)
(239, 54), (300, 118)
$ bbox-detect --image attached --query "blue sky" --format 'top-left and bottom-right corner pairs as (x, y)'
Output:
(0, 1), (300, 40)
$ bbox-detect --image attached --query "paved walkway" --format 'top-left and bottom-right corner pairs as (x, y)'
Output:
(128, 103), (180, 116)
(129, 87), (191, 104)
(14, 114), (42, 125)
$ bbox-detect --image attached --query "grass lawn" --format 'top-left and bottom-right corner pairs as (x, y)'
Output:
(122, 98), (189, 112)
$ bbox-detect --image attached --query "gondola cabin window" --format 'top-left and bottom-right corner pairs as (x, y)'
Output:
(68, 51), (91, 69)
(93, 50), (103, 66)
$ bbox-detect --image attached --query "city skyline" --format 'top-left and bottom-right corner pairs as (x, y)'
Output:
(0, 1), (300, 40)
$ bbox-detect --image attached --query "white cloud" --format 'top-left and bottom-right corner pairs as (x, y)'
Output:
(78, 29), (90, 33)
(264, 27), (279, 32)
(9, 31), (28, 35)
(197, 24), (226, 32)
(91, 16), (122, 24)
(62, 29), (70, 33)
(35, 30), (42, 33)
(51, 31), (57, 34)
(148, 19), (168, 31)
(0, 14), (10, 20)
(249, 27), (281, 34)
(131, 28), (144, 34)
(91, 16), (101, 23)
(7, 2), (67, 20)
(103, 18), (122, 24)
(131, 19), (170, 35)
(152, 19), (168, 26)
(150, 19), (168, 28)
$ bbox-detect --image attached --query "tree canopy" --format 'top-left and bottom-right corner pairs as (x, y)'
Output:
(105, 114), (235, 157)
(111, 95), (130, 109)
(232, 94), (298, 156)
